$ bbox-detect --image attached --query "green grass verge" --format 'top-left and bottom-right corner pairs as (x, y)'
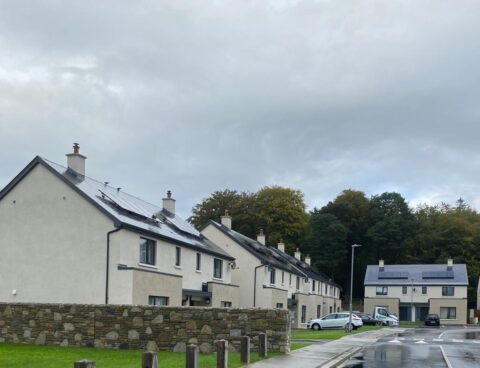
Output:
(291, 342), (311, 350)
(291, 325), (384, 340)
(0, 343), (279, 368)
(399, 321), (420, 326)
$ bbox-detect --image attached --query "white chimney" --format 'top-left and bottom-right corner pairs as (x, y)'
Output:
(162, 190), (176, 214)
(66, 143), (86, 176)
(447, 258), (453, 269)
(305, 255), (311, 266)
(379, 259), (385, 270)
(294, 248), (301, 260)
(257, 229), (266, 245)
(277, 242), (285, 253)
(221, 210), (232, 229)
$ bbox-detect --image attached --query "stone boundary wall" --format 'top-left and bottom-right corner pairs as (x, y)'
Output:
(0, 303), (290, 353)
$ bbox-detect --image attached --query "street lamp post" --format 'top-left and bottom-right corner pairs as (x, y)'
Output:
(348, 244), (362, 332)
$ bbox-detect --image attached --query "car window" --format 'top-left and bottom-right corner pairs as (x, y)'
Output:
(323, 314), (335, 320)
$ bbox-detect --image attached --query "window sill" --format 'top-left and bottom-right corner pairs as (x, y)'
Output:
(195, 270), (202, 273)
(174, 266), (182, 270)
(213, 277), (223, 282)
(138, 263), (157, 269)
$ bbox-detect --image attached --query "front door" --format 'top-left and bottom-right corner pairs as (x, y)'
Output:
(399, 306), (411, 321)
(416, 306), (429, 321)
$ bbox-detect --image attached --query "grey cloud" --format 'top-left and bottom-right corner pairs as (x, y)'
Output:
(1, 1), (480, 217)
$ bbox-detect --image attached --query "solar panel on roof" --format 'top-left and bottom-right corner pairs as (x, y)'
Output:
(378, 271), (408, 279)
(422, 270), (454, 279)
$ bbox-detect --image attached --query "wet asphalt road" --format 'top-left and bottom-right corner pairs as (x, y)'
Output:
(340, 326), (480, 368)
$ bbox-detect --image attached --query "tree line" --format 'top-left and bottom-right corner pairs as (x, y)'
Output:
(189, 187), (480, 304)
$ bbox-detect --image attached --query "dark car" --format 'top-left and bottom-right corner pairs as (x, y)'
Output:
(424, 314), (440, 326)
(356, 312), (383, 326)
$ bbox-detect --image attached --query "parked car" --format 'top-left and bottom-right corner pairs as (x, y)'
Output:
(307, 312), (363, 330)
(356, 312), (383, 326)
(424, 314), (440, 327)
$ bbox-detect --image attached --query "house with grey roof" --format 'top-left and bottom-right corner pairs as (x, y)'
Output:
(364, 259), (468, 324)
(0, 144), (238, 307)
(201, 213), (342, 328)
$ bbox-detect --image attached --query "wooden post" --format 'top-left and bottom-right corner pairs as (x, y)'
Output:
(216, 339), (228, 368)
(240, 336), (250, 363)
(74, 360), (95, 368)
(142, 351), (158, 368)
(186, 344), (199, 368)
(258, 333), (267, 358)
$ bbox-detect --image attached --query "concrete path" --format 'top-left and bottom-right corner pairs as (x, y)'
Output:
(245, 328), (404, 368)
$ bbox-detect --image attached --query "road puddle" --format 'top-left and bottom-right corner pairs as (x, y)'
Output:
(464, 331), (480, 340)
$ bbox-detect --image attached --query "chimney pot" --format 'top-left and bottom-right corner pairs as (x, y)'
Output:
(162, 190), (176, 215)
(66, 142), (87, 176)
(447, 258), (453, 269)
(294, 248), (301, 260)
(221, 210), (232, 229)
(257, 229), (266, 245)
(305, 255), (311, 266)
(379, 259), (385, 270)
(277, 242), (285, 253)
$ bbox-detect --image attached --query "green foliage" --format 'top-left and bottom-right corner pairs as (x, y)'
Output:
(189, 186), (309, 252)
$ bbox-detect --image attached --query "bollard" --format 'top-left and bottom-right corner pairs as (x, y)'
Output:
(74, 360), (96, 368)
(258, 333), (267, 358)
(240, 336), (250, 363)
(142, 351), (158, 368)
(216, 339), (228, 368)
(186, 344), (199, 368)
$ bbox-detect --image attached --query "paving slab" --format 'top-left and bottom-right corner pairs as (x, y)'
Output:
(245, 328), (404, 368)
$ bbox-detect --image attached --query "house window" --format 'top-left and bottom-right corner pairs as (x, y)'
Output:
(442, 286), (454, 296)
(221, 301), (232, 308)
(270, 268), (276, 285)
(301, 305), (307, 323)
(140, 238), (156, 265)
(149, 296), (168, 306)
(376, 286), (388, 296)
(282, 272), (285, 285)
(196, 253), (201, 271)
(289, 274), (292, 286)
(318, 282), (321, 293)
(325, 284), (328, 294)
(329, 306), (332, 313)
(422, 286), (427, 294)
(214, 258), (223, 279)
(402, 286), (407, 294)
(276, 303), (283, 309)
(296, 276), (300, 290)
(175, 247), (181, 266)
(440, 307), (456, 319)
(312, 280), (316, 292)
(317, 305), (321, 318)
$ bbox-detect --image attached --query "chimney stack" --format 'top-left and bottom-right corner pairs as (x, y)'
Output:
(162, 190), (176, 215)
(447, 258), (453, 270)
(379, 259), (385, 271)
(277, 242), (285, 253)
(257, 229), (266, 245)
(66, 143), (86, 176)
(221, 210), (232, 229)
(294, 248), (301, 260)
(305, 255), (311, 266)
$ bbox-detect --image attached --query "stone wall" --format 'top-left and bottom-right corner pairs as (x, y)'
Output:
(0, 303), (290, 353)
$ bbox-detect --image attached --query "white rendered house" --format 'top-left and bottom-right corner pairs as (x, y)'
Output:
(364, 260), (468, 324)
(201, 213), (342, 328)
(0, 144), (238, 307)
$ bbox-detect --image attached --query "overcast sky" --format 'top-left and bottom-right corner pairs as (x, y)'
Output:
(1, 1), (480, 218)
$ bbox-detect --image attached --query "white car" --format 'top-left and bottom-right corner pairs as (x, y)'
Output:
(307, 312), (363, 330)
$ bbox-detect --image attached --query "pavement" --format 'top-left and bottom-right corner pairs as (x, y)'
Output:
(245, 328), (404, 368)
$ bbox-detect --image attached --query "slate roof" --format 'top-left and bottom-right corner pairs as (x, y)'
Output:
(203, 220), (341, 287)
(0, 156), (234, 261)
(364, 264), (468, 286)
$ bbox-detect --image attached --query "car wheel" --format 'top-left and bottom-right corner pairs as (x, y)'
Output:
(312, 323), (321, 331)
(375, 321), (382, 326)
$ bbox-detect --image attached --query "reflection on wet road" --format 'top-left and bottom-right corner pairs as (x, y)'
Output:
(340, 326), (480, 368)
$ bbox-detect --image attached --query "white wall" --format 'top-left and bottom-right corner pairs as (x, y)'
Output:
(0, 164), (113, 304)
